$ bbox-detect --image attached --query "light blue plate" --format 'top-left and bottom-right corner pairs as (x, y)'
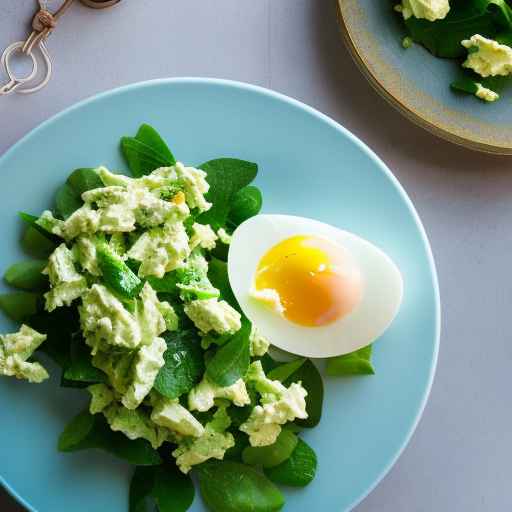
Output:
(338, 0), (512, 154)
(0, 78), (440, 512)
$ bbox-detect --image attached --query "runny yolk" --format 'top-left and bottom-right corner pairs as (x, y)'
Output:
(253, 235), (363, 327)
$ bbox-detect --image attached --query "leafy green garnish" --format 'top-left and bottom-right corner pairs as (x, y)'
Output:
(58, 409), (162, 466)
(198, 158), (258, 229)
(21, 225), (55, 259)
(264, 438), (317, 487)
(0, 291), (42, 322)
(267, 358), (306, 383)
(404, 0), (512, 58)
(153, 329), (204, 399)
(4, 260), (48, 291)
(121, 138), (172, 178)
(62, 335), (107, 385)
(206, 319), (251, 387)
(55, 183), (82, 220)
(135, 124), (176, 165)
(97, 244), (143, 299)
(67, 168), (104, 196)
(19, 212), (61, 244)
(197, 460), (285, 512)
(284, 360), (324, 428)
(129, 463), (194, 512)
(227, 185), (263, 228)
(242, 429), (298, 468)
(28, 306), (79, 369)
(207, 257), (240, 312)
(326, 345), (375, 376)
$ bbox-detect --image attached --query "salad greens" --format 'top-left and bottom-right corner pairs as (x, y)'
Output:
(0, 124), (378, 512)
(394, 0), (512, 102)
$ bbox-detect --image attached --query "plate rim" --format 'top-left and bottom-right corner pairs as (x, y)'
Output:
(0, 77), (441, 512)
(336, 0), (512, 155)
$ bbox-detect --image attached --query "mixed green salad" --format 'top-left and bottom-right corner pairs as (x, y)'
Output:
(394, 0), (512, 102)
(0, 125), (375, 512)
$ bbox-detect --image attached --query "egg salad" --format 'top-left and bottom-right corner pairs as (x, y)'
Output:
(0, 125), (400, 512)
(394, 0), (512, 102)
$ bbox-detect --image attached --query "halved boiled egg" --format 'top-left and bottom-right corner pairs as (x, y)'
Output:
(228, 215), (403, 358)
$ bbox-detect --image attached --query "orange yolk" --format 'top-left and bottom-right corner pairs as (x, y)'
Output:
(253, 235), (363, 327)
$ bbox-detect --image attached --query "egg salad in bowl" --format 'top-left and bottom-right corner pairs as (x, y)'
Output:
(0, 124), (402, 512)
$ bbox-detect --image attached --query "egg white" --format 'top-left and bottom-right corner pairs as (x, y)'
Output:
(228, 214), (403, 358)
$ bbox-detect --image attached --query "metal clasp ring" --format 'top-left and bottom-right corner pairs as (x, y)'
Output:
(0, 42), (38, 95)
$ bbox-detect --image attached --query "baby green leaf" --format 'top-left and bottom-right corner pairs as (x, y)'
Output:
(129, 464), (194, 512)
(206, 319), (251, 387)
(284, 359), (324, 428)
(267, 358), (306, 383)
(197, 460), (285, 512)
(97, 244), (143, 299)
(207, 258), (240, 312)
(21, 225), (55, 258)
(224, 431), (251, 462)
(147, 271), (180, 296)
(19, 212), (61, 244)
(242, 429), (298, 468)
(198, 158), (258, 229)
(58, 409), (96, 452)
(59, 410), (162, 466)
(154, 329), (204, 399)
(404, 1), (512, 59)
(67, 168), (104, 196)
(55, 183), (82, 220)
(227, 186), (263, 227)
(136, 124), (176, 165)
(28, 306), (79, 369)
(0, 291), (42, 322)
(326, 345), (375, 376)
(121, 137), (171, 178)
(4, 260), (48, 291)
(264, 438), (317, 487)
(63, 335), (107, 384)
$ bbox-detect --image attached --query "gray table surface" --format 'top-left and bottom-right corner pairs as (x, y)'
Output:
(1, 1), (510, 511)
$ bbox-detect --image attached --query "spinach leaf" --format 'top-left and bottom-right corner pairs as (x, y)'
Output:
(97, 244), (143, 299)
(121, 137), (172, 178)
(28, 306), (79, 369)
(264, 438), (317, 487)
(0, 292), (42, 322)
(58, 410), (162, 466)
(136, 124), (176, 165)
(67, 168), (104, 196)
(129, 464), (194, 512)
(267, 358), (306, 383)
(326, 345), (375, 376)
(55, 183), (82, 220)
(405, 1), (497, 58)
(63, 335), (107, 384)
(197, 460), (285, 512)
(206, 319), (251, 387)
(147, 271), (180, 296)
(224, 431), (251, 462)
(19, 212), (61, 244)
(227, 185), (262, 228)
(284, 360), (323, 428)
(242, 429), (298, 468)
(4, 260), (48, 291)
(207, 257), (240, 312)
(198, 159), (258, 229)
(58, 409), (95, 451)
(153, 329), (204, 399)
(21, 226), (55, 259)
(259, 353), (280, 374)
